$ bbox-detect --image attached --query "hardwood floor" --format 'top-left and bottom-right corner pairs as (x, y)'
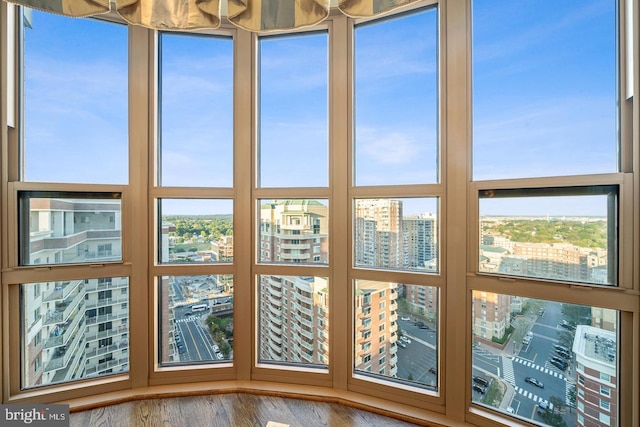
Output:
(70, 393), (424, 427)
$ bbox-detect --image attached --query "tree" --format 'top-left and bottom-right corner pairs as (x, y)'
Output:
(567, 385), (576, 413)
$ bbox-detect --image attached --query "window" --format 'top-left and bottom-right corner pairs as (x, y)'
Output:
(158, 275), (234, 366)
(473, 0), (617, 180)
(259, 200), (328, 265)
(354, 198), (439, 272)
(258, 32), (328, 187)
(471, 293), (619, 423)
(20, 277), (130, 389)
(19, 192), (122, 266)
(157, 199), (233, 264)
(354, 7), (438, 186)
(257, 276), (329, 367)
(22, 9), (128, 184)
(478, 186), (618, 286)
(601, 399), (611, 411)
(2, 1), (636, 426)
(159, 33), (233, 187)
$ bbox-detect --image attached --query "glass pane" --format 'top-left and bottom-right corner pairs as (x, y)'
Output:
(159, 275), (234, 365)
(258, 275), (329, 367)
(19, 192), (122, 266)
(354, 198), (439, 272)
(354, 281), (438, 390)
(479, 187), (616, 285)
(23, 10), (128, 184)
(160, 34), (233, 187)
(472, 292), (618, 427)
(21, 277), (129, 389)
(158, 199), (233, 264)
(473, 1), (617, 180)
(354, 8), (438, 186)
(259, 32), (328, 187)
(258, 200), (328, 265)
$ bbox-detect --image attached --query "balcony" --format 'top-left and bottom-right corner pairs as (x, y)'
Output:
(44, 291), (85, 325)
(84, 294), (128, 310)
(43, 310), (84, 350)
(43, 280), (82, 303)
(280, 243), (311, 250)
(85, 342), (127, 360)
(85, 279), (128, 293)
(299, 327), (313, 341)
(43, 325), (85, 373)
(85, 325), (127, 343)
(85, 311), (128, 325)
(300, 338), (314, 352)
(267, 285), (282, 298)
(85, 356), (129, 377)
(279, 253), (311, 261)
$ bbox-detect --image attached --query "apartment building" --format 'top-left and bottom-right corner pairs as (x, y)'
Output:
(574, 325), (618, 427)
(22, 197), (128, 388)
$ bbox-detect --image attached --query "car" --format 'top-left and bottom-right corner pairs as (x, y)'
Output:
(524, 377), (544, 388)
(184, 311), (192, 316)
(419, 325), (430, 329)
(554, 344), (570, 353)
(537, 401), (550, 415)
(473, 376), (489, 387)
(538, 309), (545, 316)
(212, 344), (220, 352)
(400, 316), (410, 321)
(215, 352), (223, 359)
(522, 336), (531, 345)
(472, 384), (486, 394)
(555, 350), (570, 359)
(414, 321), (425, 327)
(397, 341), (407, 348)
(560, 320), (576, 330)
(174, 334), (181, 343)
(549, 358), (568, 371)
(400, 336), (412, 344)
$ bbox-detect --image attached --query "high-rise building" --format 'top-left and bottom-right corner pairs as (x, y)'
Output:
(403, 212), (438, 270)
(259, 200), (328, 264)
(354, 199), (403, 268)
(354, 280), (399, 377)
(471, 292), (512, 345)
(574, 325), (617, 427)
(22, 198), (128, 388)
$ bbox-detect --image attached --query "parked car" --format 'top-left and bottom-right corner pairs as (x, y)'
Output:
(525, 377), (544, 388)
(400, 336), (412, 344)
(556, 349), (571, 358)
(400, 316), (410, 321)
(472, 384), (486, 394)
(554, 344), (569, 353)
(537, 400), (550, 415)
(550, 358), (568, 371)
(473, 376), (489, 387)
(397, 341), (407, 348)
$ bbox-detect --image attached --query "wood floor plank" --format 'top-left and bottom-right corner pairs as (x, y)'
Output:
(70, 393), (423, 427)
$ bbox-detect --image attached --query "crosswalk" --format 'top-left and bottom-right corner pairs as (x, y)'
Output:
(501, 356), (515, 386)
(513, 386), (554, 410)
(512, 357), (565, 380)
(176, 316), (199, 323)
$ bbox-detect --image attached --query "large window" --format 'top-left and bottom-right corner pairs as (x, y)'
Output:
(22, 9), (128, 184)
(472, 0), (617, 180)
(1, 1), (637, 426)
(159, 33), (233, 187)
(471, 293), (618, 427)
(21, 277), (130, 389)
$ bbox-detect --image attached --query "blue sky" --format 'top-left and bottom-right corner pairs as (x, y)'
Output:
(22, 1), (615, 217)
